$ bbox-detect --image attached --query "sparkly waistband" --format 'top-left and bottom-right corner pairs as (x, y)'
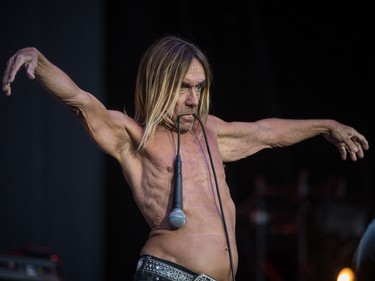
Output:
(136, 255), (217, 281)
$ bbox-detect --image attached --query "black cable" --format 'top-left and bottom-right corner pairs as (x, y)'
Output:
(193, 114), (236, 281)
(177, 115), (181, 154)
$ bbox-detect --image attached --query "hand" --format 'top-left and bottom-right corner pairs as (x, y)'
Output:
(2, 47), (39, 96)
(324, 121), (369, 161)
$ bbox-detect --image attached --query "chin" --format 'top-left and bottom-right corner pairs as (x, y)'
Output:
(179, 124), (194, 133)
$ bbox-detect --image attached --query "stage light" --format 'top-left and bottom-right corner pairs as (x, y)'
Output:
(337, 267), (355, 281)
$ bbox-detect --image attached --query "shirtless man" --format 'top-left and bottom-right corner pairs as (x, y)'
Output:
(2, 35), (369, 281)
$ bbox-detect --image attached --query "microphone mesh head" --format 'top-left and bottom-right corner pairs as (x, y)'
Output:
(168, 209), (186, 229)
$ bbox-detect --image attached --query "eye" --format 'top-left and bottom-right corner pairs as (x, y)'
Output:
(179, 82), (190, 93)
(179, 81), (205, 93)
(194, 84), (204, 93)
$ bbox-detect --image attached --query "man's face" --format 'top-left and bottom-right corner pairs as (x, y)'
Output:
(172, 58), (206, 133)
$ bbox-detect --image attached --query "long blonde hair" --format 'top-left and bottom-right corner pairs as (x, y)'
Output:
(134, 35), (212, 151)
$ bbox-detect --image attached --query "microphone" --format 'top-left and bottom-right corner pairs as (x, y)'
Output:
(168, 154), (186, 228)
(168, 116), (186, 229)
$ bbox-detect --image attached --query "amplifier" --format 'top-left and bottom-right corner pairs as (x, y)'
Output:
(0, 254), (63, 281)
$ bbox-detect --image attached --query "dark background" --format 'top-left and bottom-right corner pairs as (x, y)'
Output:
(0, 1), (373, 281)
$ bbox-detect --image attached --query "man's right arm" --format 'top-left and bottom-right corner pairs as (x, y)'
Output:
(2, 47), (134, 160)
(3, 48), (82, 101)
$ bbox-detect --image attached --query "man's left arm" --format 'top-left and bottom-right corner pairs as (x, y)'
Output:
(209, 115), (369, 162)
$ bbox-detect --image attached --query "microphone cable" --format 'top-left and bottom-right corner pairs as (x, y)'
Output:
(194, 114), (236, 281)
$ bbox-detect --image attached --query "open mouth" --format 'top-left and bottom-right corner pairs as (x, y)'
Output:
(179, 114), (195, 122)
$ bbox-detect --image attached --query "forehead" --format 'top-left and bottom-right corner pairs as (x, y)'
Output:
(183, 58), (205, 83)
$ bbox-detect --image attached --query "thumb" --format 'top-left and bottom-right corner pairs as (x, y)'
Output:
(25, 60), (37, 80)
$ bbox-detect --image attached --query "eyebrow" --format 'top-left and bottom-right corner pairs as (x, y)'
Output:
(181, 80), (206, 88)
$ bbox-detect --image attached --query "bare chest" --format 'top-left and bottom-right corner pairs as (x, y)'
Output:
(145, 129), (224, 189)
(134, 129), (228, 226)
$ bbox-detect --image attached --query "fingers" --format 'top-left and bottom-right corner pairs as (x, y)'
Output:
(339, 144), (361, 162)
(349, 150), (358, 162)
(2, 56), (16, 96)
(349, 132), (368, 160)
(2, 53), (18, 96)
(3, 50), (21, 84)
(2, 48), (38, 96)
(2, 71), (11, 96)
(339, 144), (348, 161)
(354, 140), (365, 158)
(356, 133), (369, 151)
(340, 135), (368, 162)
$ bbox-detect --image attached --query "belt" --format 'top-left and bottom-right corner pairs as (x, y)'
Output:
(136, 255), (217, 281)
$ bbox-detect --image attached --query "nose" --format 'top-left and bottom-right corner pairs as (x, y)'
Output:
(186, 88), (199, 107)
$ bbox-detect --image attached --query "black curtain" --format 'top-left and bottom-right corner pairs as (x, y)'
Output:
(0, 1), (105, 281)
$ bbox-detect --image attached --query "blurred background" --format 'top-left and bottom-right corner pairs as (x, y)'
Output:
(0, 1), (373, 281)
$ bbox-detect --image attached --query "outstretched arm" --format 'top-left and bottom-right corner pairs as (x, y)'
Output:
(3, 48), (82, 102)
(210, 115), (369, 162)
(2, 47), (133, 160)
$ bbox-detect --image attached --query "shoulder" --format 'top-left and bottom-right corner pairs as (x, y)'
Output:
(206, 114), (225, 132)
(206, 114), (237, 137)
